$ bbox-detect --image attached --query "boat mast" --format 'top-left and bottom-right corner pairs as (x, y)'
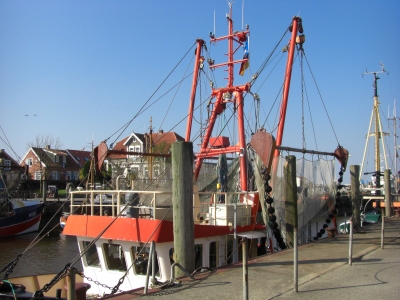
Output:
(388, 99), (399, 192)
(361, 65), (388, 193)
(186, 2), (250, 190)
(274, 17), (304, 157)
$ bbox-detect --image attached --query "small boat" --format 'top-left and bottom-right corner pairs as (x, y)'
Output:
(0, 199), (43, 238)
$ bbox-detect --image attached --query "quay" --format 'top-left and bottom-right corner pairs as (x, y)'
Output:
(108, 217), (400, 300)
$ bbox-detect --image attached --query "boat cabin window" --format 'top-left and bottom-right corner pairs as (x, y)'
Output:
(169, 244), (203, 269)
(209, 242), (217, 268)
(103, 243), (127, 272)
(82, 241), (100, 268)
(130, 246), (159, 276)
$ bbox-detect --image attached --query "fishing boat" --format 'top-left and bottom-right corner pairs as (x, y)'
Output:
(1, 2), (348, 299)
(0, 159), (43, 238)
(0, 199), (43, 238)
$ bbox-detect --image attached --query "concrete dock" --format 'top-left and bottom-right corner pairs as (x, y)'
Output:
(115, 217), (400, 300)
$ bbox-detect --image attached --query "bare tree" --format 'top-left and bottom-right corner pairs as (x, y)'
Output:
(26, 134), (63, 150)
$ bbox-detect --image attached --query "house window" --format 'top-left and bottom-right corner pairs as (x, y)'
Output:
(27, 158), (33, 166)
(66, 171), (71, 180)
(63, 156), (66, 164)
(129, 146), (135, 152)
(83, 157), (89, 161)
(51, 171), (59, 180)
(73, 171), (79, 180)
(55, 156), (59, 163)
(75, 156), (81, 161)
(135, 146), (141, 153)
(3, 160), (10, 171)
(34, 171), (41, 180)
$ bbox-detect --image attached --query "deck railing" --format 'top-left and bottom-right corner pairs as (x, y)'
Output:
(68, 189), (258, 226)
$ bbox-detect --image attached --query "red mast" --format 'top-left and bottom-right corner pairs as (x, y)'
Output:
(184, 3), (250, 191)
(274, 16), (303, 157)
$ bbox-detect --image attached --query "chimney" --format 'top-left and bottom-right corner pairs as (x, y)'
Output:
(158, 129), (164, 134)
(45, 145), (51, 149)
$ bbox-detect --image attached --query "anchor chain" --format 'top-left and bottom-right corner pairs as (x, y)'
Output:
(0, 254), (22, 279)
(32, 263), (70, 298)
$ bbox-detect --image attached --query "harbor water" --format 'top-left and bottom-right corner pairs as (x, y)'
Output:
(0, 231), (82, 278)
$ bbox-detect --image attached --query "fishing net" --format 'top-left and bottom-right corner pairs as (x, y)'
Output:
(269, 154), (336, 246)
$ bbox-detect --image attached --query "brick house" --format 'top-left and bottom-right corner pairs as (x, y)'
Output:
(0, 149), (24, 191)
(20, 146), (90, 182)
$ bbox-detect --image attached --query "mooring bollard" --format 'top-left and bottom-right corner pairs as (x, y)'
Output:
(348, 218), (353, 266)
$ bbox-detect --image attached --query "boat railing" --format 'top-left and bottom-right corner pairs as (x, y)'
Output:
(68, 189), (257, 226)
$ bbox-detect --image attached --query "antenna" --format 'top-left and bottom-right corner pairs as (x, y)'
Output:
(214, 10), (215, 37)
(242, 0), (244, 30)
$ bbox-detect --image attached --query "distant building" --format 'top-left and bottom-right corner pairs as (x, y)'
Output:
(19, 145), (90, 182)
(0, 149), (24, 190)
(106, 130), (184, 186)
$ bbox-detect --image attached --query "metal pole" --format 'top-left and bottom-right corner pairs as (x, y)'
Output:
(381, 215), (385, 249)
(151, 241), (156, 283)
(294, 227), (298, 292)
(242, 238), (248, 300)
(348, 218), (353, 266)
(67, 267), (76, 300)
(233, 202), (238, 263)
(144, 241), (154, 294)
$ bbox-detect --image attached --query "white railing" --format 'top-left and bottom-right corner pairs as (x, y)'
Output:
(69, 189), (258, 226)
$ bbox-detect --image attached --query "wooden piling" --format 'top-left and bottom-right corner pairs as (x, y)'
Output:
(172, 142), (195, 277)
(350, 165), (361, 226)
(284, 155), (298, 248)
(384, 169), (392, 217)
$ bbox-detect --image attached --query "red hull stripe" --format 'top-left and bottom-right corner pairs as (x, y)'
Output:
(0, 214), (41, 237)
(63, 215), (263, 243)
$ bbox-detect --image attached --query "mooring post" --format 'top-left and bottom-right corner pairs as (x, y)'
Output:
(284, 155), (298, 291)
(242, 238), (248, 300)
(67, 267), (76, 300)
(384, 169), (392, 217)
(348, 217), (353, 265)
(172, 142), (195, 277)
(381, 215), (385, 249)
(350, 165), (361, 226)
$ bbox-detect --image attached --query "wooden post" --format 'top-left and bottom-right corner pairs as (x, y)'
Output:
(284, 156), (298, 292)
(172, 142), (195, 277)
(43, 180), (48, 204)
(284, 156), (298, 248)
(348, 217), (353, 266)
(67, 267), (76, 300)
(350, 165), (361, 226)
(384, 169), (392, 217)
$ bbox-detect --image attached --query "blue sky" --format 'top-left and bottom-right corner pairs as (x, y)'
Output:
(1, 0), (399, 183)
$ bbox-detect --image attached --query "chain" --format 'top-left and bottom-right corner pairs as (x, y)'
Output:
(313, 166), (344, 240)
(262, 170), (286, 250)
(78, 272), (119, 292)
(31, 263), (70, 298)
(1, 254), (22, 279)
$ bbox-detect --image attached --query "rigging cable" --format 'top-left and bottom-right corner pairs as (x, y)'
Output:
(303, 51), (340, 146)
(105, 41), (198, 146)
